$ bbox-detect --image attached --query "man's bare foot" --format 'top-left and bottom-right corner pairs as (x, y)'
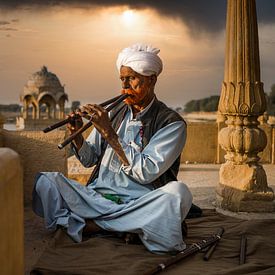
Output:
(83, 219), (102, 234)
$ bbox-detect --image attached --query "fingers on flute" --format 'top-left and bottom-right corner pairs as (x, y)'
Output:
(74, 108), (89, 120)
(66, 112), (83, 131)
(82, 104), (106, 120)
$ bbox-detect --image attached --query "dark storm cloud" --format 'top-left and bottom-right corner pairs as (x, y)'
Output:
(0, 0), (274, 33)
(256, 0), (275, 25)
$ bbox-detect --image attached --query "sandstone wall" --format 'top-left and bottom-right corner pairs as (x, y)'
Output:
(0, 129), (68, 203)
(181, 122), (218, 163)
(259, 124), (273, 164)
(0, 148), (24, 275)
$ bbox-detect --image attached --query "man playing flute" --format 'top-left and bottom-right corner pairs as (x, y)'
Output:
(33, 43), (193, 254)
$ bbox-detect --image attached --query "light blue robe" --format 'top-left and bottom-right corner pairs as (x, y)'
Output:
(33, 102), (193, 254)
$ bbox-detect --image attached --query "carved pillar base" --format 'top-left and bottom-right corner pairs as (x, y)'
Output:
(216, 163), (274, 212)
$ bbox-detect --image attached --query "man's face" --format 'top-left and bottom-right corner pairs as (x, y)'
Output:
(119, 66), (156, 106)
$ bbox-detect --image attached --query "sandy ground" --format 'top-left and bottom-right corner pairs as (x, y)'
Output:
(24, 164), (275, 274)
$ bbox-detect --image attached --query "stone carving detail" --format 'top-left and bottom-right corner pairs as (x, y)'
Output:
(219, 81), (266, 116)
(218, 117), (267, 164)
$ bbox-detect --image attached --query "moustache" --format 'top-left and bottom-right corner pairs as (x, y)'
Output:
(121, 88), (136, 96)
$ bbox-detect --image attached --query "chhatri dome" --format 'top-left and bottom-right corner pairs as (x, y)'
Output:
(21, 66), (68, 120)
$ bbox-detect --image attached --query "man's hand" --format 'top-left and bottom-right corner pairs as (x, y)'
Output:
(81, 104), (113, 140)
(66, 112), (83, 134)
(66, 111), (84, 150)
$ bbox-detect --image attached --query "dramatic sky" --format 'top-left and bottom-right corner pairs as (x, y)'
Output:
(0, 0), (274, 108)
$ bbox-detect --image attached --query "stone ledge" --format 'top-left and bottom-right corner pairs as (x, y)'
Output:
(216, 191), (275, 213)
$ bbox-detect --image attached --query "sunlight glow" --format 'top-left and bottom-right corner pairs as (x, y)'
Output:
(121, 9), (137, 26)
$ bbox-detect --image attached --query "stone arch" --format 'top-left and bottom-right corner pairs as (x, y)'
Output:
(38, 92), (56, 119)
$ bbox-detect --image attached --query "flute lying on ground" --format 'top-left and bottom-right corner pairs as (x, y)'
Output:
(144, 227), (224, 275)
(203, 230), (223, 261)
(239, 234), (247, 265)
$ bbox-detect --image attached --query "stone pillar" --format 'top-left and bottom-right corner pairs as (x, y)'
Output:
(216, 0), (274, 212)
(32, 104), (36, 119)
(23, 100), (28, 119)
(60, 101), (66, 119)
(53, 105), (57, 119)
(36, 104), (40, 119)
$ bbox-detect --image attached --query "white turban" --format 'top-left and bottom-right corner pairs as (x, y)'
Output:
(116, 43), (163, 76)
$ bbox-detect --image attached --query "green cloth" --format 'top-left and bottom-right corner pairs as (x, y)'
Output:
(102, 194), (123, 204)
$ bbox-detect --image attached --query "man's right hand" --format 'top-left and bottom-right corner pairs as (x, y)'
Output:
(66, 111), (84, 150)
(66, 112), (83, 135)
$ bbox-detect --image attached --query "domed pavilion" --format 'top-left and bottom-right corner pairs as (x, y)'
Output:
(21, 66), (68, 120)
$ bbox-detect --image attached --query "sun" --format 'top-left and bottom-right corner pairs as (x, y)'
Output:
(121, 9), (136, 25)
